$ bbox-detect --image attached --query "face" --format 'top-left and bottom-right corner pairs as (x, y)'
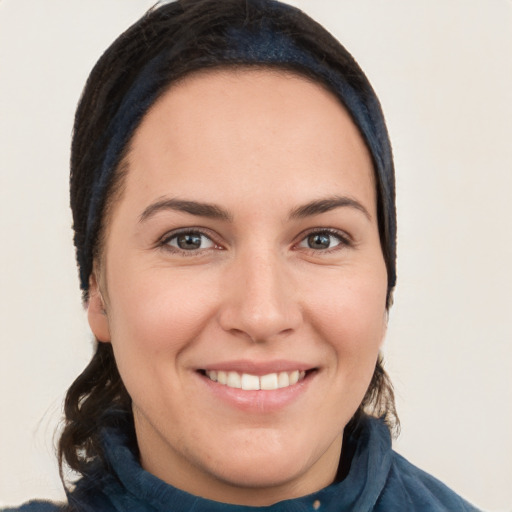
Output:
(88, 69), (388, 505)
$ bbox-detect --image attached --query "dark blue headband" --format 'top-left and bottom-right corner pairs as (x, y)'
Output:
(79, 17), (396, 294)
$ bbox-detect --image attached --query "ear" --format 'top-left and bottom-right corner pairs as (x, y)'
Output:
(87, 271), (111, 343)
(379, 306), (389, 350)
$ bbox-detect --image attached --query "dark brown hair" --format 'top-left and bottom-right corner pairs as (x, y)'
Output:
(62, 0), (399, 483)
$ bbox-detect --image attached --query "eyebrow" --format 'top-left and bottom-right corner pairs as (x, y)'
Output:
(139, 195), (370, 223)
(289, 195), (371, 220)
(139, 198), (233, 223)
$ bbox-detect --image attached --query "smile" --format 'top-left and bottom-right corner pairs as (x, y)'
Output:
(204, 370), (307, 390)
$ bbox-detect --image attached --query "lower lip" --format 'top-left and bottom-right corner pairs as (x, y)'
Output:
(197, 371), (315, 413)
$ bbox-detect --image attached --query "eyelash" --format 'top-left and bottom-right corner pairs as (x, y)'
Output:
(158, 227), (352, 256)
(295, 228), (353, 254)
(158, 228), (222, 256)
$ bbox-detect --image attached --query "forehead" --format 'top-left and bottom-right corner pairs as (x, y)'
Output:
(121, 68), (376, 216)
(139, 67), (366, 148)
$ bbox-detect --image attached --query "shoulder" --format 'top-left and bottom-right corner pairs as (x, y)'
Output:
(375, 451), (482, 511)
(1, 501), (64, 512)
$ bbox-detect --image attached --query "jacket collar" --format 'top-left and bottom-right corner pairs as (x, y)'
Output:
(73, 413), (392, 512)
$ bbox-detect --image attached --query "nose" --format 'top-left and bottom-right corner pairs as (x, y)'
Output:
(218, 248), (303, 343)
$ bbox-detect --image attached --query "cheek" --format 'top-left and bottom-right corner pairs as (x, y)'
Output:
(310, 265), (386, 335)
(103, 266), (222, 420)
(105, 265), (219, 361)
(305, 265), (387, 377)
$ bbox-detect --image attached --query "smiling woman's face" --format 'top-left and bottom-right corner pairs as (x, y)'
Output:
(87, 69), (388, 505)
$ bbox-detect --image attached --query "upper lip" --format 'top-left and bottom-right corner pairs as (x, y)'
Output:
(199, 359), (315, 375)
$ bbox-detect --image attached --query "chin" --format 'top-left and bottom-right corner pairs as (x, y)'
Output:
(197, 426), (342, 495)
(212, 452), (307, 488)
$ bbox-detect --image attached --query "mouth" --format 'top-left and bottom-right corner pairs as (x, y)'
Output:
(198, 369), (315, 391)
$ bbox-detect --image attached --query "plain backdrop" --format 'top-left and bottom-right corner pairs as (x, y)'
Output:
(1, 1), (511, 510)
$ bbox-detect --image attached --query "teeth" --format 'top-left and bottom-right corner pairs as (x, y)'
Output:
(241, 373), (260, 390)
(205, 370), (307, 390)
(289, 370), (299, 385)
(260, 373), (278, 390)
(227, 371), (241, 388)
(278, 372), (289, 388)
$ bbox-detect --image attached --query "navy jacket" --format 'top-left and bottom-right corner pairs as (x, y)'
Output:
(4, 415), (480, 511)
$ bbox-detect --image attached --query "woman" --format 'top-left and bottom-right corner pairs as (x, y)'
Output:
(2, 0), (481, 510)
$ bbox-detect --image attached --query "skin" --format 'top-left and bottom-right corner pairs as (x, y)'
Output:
(88, 69), (388, 505)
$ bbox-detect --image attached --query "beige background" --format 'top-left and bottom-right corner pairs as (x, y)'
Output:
(1, 1), (511, 510)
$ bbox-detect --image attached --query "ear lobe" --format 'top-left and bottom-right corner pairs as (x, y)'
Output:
(87, 273), (111, 343)
(379, 309), (389, 349)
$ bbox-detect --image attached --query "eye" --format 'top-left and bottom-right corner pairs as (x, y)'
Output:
(297, 230), (348, 251)
(163, 231), (216, 252)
